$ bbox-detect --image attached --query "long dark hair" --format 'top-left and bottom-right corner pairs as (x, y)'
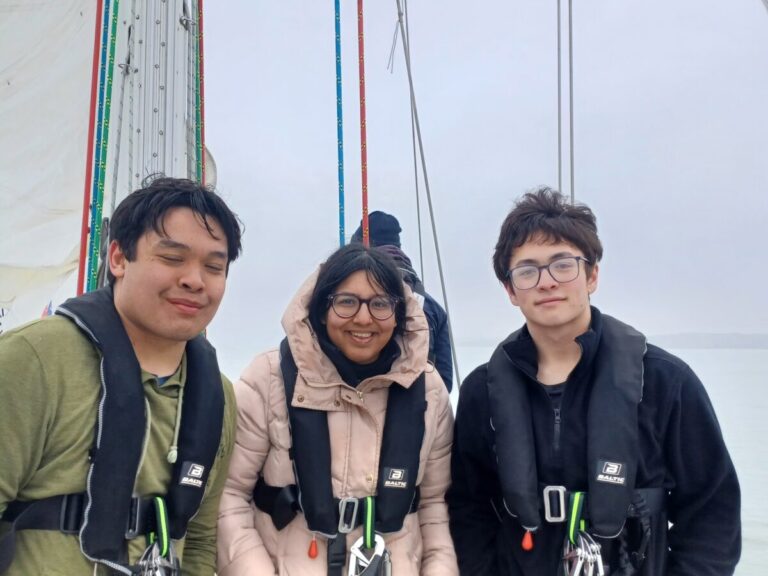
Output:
(308, 243), (406, 337)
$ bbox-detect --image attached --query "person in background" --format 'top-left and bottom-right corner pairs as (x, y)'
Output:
(217, 243), (457, 576)
(447, 187), (740, 575)
(352, 211), (453, 391)
(0, 177), (243, 576)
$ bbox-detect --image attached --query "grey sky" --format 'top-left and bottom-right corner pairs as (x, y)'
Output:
(202, 1), (768, 377)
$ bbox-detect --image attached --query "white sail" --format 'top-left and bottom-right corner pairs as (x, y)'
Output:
(0, 0), (206, 334)
(0, 2), (94, 333)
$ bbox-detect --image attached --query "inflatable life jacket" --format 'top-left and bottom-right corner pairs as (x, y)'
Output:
(487, 314), (647, 538)
(0, 287), (224, 575)
(279, 337), (425, 535)
(253, 339), (426, 575)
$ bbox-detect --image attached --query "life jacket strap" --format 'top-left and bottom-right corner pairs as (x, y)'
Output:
(536, 485), (665, 526)
(0, 493), (161, 573)
(252, 476), (421, 534)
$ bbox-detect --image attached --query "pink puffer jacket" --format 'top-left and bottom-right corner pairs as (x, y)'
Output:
(217, 271), (458, 576)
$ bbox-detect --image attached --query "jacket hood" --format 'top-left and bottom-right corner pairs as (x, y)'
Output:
(281, 268), (431, 393)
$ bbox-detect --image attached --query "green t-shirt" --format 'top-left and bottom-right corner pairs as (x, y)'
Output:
(0, 315), (236, 576)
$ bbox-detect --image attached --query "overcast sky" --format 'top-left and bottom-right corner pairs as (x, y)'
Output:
(201, 1), (768, 377)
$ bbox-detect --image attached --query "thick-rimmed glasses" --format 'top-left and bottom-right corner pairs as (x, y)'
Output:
(327, 293), (399, 320)
(507, 256), (591, 290)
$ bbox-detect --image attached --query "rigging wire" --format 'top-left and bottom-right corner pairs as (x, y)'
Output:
(568, 0), (575, 203)
(394, 0), (461, 385)
(335, 0), (346, 246)
(386, 8), (423, 277)
(78, 0), (106, 296)
(403, 0), (425, 281)
(358, 0), (370, 247)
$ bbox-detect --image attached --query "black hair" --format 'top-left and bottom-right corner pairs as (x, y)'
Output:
(308, 243), (407, 337)
(493, 186), (603, 286)
(108, 176), (243, 284)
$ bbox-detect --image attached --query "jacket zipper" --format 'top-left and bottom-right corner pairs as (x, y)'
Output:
(553, 407), (562, 454)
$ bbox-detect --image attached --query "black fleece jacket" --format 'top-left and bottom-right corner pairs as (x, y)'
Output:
(447, 308), (741, 576)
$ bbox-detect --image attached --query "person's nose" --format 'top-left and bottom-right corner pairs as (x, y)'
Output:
(536, 266), (559, 289)
(353, 302), (374, 323)
(180, 264), (205, 291)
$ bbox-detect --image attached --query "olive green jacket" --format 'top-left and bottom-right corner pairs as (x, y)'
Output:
(0, 316), (236, 576)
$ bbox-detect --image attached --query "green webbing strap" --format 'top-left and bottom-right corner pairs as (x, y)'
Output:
(568, 491), (586, 545)
(147, 496), (171, 558)
(363, 496), (375, 550)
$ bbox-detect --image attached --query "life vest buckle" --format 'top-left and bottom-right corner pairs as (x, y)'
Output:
(348, 533), (387, 576)
(58, 493), (86, 535)
(543, 485), (567, 523)
(338, 497), (360, 534)
(125, 496), (151, 539)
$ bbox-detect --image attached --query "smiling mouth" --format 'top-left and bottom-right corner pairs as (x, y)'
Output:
(168, 299), (204, 313)
(349, 331), (374, 342)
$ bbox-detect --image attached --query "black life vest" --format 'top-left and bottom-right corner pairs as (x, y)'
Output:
(279, 338), (426, 536)
(53, 287), (224, 569)
(487, 314), (646, 538)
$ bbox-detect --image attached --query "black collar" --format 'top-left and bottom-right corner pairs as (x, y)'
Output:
(501, 306), (603, 386)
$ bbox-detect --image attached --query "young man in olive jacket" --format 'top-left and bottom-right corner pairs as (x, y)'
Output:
(0, 177), (242, 575)
(447, 188), (741, 575)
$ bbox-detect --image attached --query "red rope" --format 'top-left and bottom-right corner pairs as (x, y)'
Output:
(357, 0), (369, 247)
(77, 0), (105, 296)
(198, 0), (206, 184)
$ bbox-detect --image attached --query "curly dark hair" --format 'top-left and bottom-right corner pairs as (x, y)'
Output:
(493, 187), (603, 285)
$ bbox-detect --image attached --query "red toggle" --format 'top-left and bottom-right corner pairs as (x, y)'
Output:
(522, 530), (534, 551)
(308, 535), (318, 559)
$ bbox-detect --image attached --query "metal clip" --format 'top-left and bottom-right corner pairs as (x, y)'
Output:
(338, 497), (360, 534)
(583, 532), (604, 576)
(382, 549), (392, 576)
(543, 485), (567, 523)
(136, 540), (180, 576)
(563, 545), (584, 576)
(348, 533), (386, 576)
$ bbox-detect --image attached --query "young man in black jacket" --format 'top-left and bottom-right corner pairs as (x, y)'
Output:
(447, 188), (740, 575)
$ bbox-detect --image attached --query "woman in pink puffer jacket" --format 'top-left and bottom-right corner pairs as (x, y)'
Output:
(217, 244), (458, 576)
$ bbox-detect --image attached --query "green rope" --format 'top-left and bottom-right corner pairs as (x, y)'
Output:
(88, 0), (120, 291)
(194, 1), (203, 182)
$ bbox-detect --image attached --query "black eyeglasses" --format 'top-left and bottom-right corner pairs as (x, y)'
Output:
(327, 293), (399, 320)
(507, 256), (591, 290)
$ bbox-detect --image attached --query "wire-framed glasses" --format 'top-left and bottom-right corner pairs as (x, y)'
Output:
(327, 293), (399, 320)
(507, 256), (591, 290)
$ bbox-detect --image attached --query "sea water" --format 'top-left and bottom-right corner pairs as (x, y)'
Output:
(454, 345), (768, 574)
